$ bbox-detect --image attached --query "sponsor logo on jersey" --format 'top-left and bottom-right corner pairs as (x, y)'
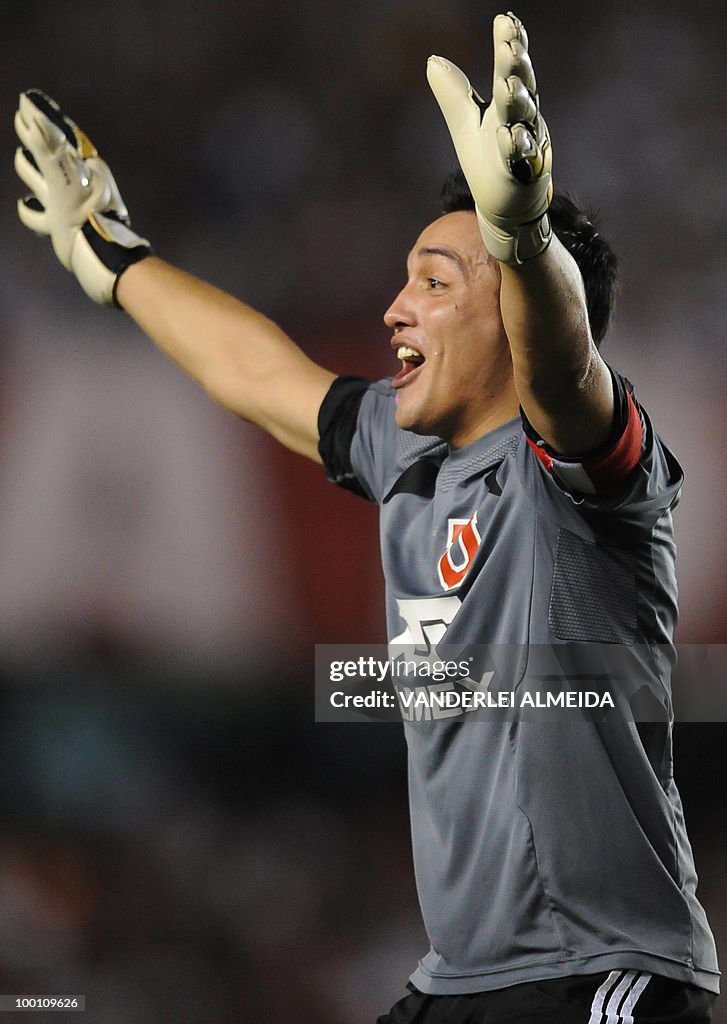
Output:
(390, 595), (462, 652)
(437, 513), (481, 591)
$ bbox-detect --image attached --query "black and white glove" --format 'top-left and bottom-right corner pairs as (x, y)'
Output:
(14, 90), (151, 306)
(427, 11), (552, 265)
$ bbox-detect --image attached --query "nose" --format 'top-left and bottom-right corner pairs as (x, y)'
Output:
(383, 281), (416, 330)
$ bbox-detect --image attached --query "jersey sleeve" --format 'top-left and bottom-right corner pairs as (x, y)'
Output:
(522, 368), (642, 496)
(317, 375), (401, 504)
(518, 369), (684, 533)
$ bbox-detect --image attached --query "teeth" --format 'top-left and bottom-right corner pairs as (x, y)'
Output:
(397, 345), (423, 361)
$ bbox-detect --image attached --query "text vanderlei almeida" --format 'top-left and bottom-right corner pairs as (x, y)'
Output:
(327, 656), (616, 719)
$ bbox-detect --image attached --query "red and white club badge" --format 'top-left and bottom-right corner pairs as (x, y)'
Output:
(437, 513), (481, 591)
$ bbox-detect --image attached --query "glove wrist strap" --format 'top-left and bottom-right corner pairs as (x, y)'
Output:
(476, 208), (552, 266)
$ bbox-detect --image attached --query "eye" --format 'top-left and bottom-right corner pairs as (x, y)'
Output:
(427, 277), (444, 289)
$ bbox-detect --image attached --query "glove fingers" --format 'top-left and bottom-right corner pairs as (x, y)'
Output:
(493, 11), (528, 51)
(493, 75), (537, 127)
(490, 13), (549, 188)
(21, 90), (80, 150)
(17, 91), (99, 174)
(14, 105), (46, 154)
(495, 38), (536, 98)
(17, 195), (50, 235)
(493, 14), (536, 93)
(16, 96), (68, 158)
(427, 55), (484, 139)
(493, 11), (526, 94)
(14, 146), (48, 202)
(27, 91), (99, 158)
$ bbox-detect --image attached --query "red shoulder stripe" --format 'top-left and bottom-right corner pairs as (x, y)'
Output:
(526, 435), (554, 472)
(581, 390), (643, 490)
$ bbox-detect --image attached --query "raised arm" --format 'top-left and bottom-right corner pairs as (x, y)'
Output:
(428, 12), (614, 457)
(13, 91), (333, 462)
(114, 259), (334, 460)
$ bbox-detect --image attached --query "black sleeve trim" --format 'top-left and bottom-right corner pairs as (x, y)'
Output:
(317, 375), (373, 500)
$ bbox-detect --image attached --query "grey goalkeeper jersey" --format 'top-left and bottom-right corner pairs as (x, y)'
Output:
(317, 373), (719, 996)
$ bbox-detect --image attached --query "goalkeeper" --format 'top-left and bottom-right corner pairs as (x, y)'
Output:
(14, 12), (719, 1023)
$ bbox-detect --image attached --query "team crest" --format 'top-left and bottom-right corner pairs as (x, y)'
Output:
(437, 513), (481, 591)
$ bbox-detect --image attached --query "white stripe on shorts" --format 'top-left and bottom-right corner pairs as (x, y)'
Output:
(620, 973), (652, 1023)
(588, 970), (652, 1024)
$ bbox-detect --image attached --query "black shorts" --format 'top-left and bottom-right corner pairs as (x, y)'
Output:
(376, 971), (717, 1024)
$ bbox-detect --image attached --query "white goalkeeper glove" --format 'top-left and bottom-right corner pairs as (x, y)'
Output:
(427, 11), (553, 266)
(14, 90), (151, 307)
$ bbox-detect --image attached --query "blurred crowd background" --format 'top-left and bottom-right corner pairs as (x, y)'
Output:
(0, 0), (725, 1020)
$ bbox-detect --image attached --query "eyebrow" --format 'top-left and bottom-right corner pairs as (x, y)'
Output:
(414, 245), (467, 274)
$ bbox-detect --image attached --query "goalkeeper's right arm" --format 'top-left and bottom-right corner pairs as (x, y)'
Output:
(14, 90), (335, 463)
(116, 259), (335, 461)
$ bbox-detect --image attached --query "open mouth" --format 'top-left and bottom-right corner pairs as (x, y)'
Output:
(392, 345), (425, 388)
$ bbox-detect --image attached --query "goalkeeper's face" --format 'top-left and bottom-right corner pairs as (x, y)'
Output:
(384, 211), (515, 448)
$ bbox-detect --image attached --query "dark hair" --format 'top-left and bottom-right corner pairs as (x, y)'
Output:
(440, 168), (618, 345)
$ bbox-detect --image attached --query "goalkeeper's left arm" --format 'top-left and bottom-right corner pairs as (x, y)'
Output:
(428, 12), (615, 459)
